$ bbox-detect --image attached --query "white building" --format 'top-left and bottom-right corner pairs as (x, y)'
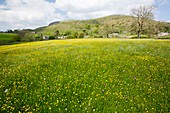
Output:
(43, 36), (49, 40)
(158, 32), (169, 36)
(108, 33), (119, 38)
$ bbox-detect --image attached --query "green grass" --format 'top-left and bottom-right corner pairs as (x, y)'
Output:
(0, 33), (16, 45)
(0, 39), (169, 112)
(0, 33), (15, 41)
(155, 35), (170, 39)
(130, 35), (150, 39)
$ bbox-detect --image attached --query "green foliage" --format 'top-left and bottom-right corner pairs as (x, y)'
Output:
(95, 24), (100, 28)
(49, 36), (55, 40)
(157, 22), (170, 33)
(16, 31), (35, 42)
(73, 32), (78, 38)
(131, 35), (150, 39)
(13, 30), (19, 33)
(6, 29), (13, 33)
(78, 33), (84, 38)
(93, 28), (99, 34)
(13, 35), (21, 42)
(64, 31), (71, 36)
(54, 30), (60, 37)
(0, 39), (169, 112)
(35, 36), (43, 41)
(85, 24), (91, 30)
(82, 29), (86, 34)
(94, 35), (103, 38)
(66, 35), (74, 39)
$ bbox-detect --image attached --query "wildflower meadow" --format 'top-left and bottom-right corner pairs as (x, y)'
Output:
(0, 39), (169, 112)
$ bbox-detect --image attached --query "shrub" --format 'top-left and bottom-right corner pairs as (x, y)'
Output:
(35, 36), (43, 41)
(54, 30), (60, 37)
(94, 29), (99, 34)
(94, 35), (103, 38)
(64, 31), (71, 36)
(66, 35), (74, 39)
(49, 36), (55, 40)
(16, 31), (35, 42)
(13, 35), (21, 42)
(73, 32), (78, 38)
(78, 33), (84, 38)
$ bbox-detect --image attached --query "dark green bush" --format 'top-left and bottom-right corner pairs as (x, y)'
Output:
(49, 36), (55, 40)
(35, 36), (43, 41)
(78, 33), (84, 38)
(94, 35), (103, 38)
(73, 32), (78, 38)
(66, 35), (75, 39)
(13, 35), (21, 42)
(64, 31), (71, 36)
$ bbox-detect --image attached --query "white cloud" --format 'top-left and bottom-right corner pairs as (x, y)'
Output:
(0, 0), (62, 30)
(0, 0), (156, 31)
(55, 0), (154, 19)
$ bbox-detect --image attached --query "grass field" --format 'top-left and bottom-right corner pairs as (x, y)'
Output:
(0, 33), (16, 45)
(0, 39), (169, 112)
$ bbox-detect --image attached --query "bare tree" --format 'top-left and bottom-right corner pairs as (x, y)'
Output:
(131, 5), (155, 38)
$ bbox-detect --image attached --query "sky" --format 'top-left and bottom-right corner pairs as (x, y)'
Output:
(0, 0), (170, 31)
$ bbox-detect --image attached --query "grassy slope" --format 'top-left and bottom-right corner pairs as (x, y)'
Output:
(0, 39), (169, 112)
(36, 15), (135, 35)
(36, 15), (169, 37)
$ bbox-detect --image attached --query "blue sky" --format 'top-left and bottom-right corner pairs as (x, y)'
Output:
(154, 0), (170, 21)
(0, 0), (169, 31)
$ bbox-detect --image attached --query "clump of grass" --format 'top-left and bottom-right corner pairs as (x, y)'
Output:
(0, 39), (169, 112)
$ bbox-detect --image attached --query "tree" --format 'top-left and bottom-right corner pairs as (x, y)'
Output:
(94, 28), (99, 34)
(54, 30), (60, 38)
(73, 32), (78, 38)
(13, 29), (19, 33)
(103, 24), (113, 38)
(78, 32), (84, 38)
(15, 30), (34, 42)
(64, 31), (71, 36)
(6, 29), (13, 33)
(131, 5), (155, 38)
(85, 24), (91, 30)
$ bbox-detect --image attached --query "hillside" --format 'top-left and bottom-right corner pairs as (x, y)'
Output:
(34, 15), (170, 38)
(35, 15), (134, 36)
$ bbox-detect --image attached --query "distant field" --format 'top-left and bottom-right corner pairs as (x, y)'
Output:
(0, 33), (16, 45)
(0, 39), (169, 112)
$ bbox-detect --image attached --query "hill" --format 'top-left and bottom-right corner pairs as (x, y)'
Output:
(34, 15), (170, 38)
(35, 15), (134, 36)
